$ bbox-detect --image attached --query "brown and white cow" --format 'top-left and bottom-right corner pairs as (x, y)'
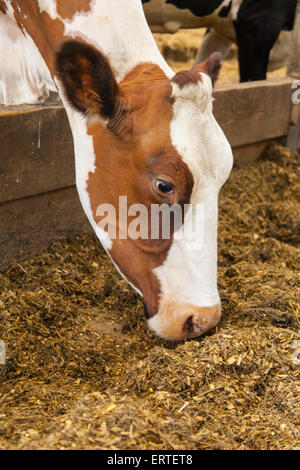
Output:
(0, 0), (233, 340)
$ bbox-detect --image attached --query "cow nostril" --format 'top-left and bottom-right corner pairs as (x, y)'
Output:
(184, 316), (195, 336)
(184, 315), (205, 338)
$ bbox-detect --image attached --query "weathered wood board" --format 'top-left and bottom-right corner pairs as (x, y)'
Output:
(0, 104), (74, 204)
(0, 186), (92, 272)
(286, 0), (300, 151)
(287, 0), (300, 79)
(214, 80), (293, 149)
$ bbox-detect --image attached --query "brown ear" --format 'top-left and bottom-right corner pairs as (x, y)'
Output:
(193, 52), (222, 86)
(56, 40), (120, 118)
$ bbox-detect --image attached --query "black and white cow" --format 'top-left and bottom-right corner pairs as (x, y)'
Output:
(142, 0), (297, 82)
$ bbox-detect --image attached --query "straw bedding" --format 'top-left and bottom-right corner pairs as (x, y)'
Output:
(0, 142), (299, 450)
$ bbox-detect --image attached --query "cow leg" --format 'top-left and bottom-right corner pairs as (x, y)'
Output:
(194, 29), (233, 65)
(234, 4), (284, 82)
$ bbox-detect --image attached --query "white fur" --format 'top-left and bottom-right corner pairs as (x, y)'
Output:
(0, 13), (55, 105)
(37, 0), (57, 19)
(153, 74), (233, 310)
(1, 0), (173, 106)
(38, 0), (173, 82)
(61, 0), (173, 81)
(230, 0), (243, 22)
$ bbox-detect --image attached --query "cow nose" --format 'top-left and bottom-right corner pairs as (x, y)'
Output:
(183, 311), (220, 338)
(148, 299), (221, 341)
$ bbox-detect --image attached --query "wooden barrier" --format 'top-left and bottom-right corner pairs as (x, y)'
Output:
(2, 0), (300, 271)
(0, 77), (294, 271)
(0, 100), (92, 272)
(214, 79), (293, 163)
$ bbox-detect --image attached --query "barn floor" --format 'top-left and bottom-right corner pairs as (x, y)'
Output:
(0, 143), (299, 450)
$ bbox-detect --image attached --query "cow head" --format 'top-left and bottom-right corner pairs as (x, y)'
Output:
(56, 40), (233, 341)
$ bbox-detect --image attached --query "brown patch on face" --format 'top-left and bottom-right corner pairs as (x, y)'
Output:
(86, 63), (194, 316)
(171, 69), (203, 89)
(56, 0), (92, 20)
(172, 52), (222, 89)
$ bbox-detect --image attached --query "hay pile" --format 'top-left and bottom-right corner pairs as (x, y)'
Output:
(0, 143), (299, 450)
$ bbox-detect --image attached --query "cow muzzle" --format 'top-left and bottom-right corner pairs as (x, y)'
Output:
(148, 298), (221, 341)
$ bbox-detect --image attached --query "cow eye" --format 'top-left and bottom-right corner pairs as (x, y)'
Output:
(155, 179), (174, 195)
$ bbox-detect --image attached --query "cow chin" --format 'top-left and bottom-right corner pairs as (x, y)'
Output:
(148, 297), (221, 341)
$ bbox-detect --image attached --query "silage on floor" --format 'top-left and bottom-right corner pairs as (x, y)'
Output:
(0, 143), (299, 450)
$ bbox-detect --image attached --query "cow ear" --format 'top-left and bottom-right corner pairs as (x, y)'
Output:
(193, 52), (222, 86)
(56, 40), (120, 118)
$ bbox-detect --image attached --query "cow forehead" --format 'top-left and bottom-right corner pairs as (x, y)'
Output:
(170, 73), (233, 189)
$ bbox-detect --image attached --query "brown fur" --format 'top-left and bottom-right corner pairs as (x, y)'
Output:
(172, 52), (222, 88)
(56, 41), (120, 116)
(0, 0), (6, 13)
(56, 0), (92, 20)
(86, 63), (194, 316)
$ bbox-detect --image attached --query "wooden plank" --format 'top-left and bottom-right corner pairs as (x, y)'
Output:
(287, 0), (300, 150)
(287, 103), (300, 150)
(214, 80), (293, 147)
(0, 104), (74, 204)
(233, 140), (274, 166)
(0, 186), (92, 272)
(0, 80), (293, 205)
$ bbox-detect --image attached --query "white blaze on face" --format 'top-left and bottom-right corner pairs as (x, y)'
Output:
(153, 73), (233, 310)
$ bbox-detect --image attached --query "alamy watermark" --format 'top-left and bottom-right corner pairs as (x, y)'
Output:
(291, 80), (300, 104)
(96, 196), (205, 247)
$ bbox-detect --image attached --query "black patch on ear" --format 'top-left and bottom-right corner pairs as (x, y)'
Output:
(56, 40), (119, 117)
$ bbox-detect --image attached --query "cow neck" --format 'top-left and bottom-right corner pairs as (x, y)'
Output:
(4, 0), (174, 82)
